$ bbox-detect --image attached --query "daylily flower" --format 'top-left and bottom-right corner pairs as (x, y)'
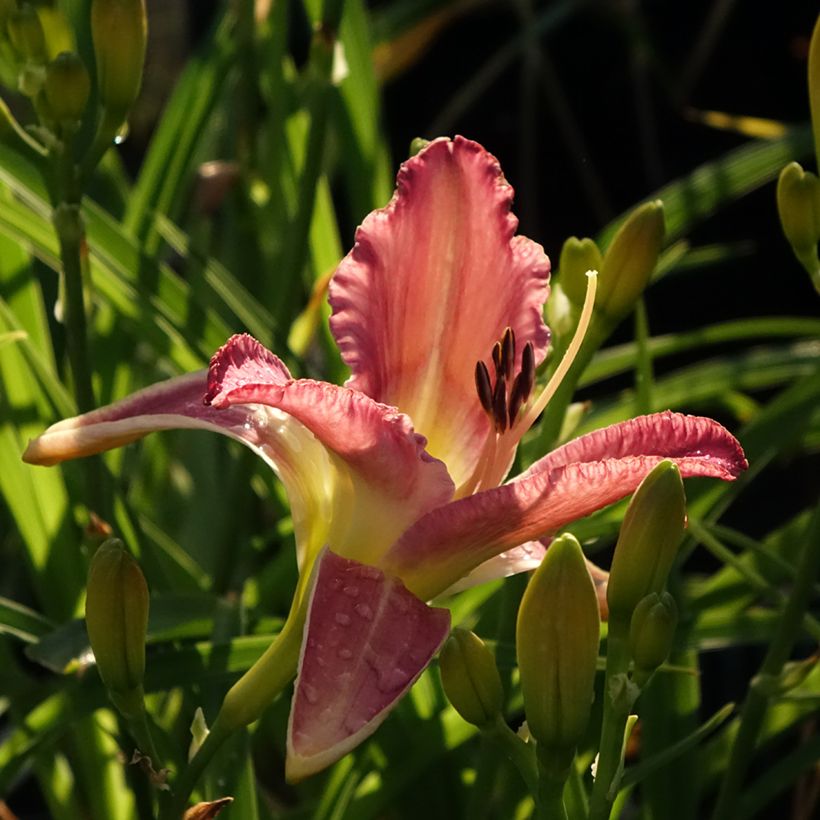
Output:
(23, 137), (747, 780)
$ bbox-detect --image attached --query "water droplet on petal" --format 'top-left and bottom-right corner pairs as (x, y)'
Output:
(338, 647), (353, 659)
(342, 585), (359, 597)
(335, 612), (352, 626)
(355, 603), (373, 621)
(303, 683), (319, 704)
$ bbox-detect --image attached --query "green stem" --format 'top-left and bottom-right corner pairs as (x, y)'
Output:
(161, 610), (305, 818)
(485, 714), (538, 794)
(535, 745), (573, 820)
(51, 127), (105, 512)
(588, 630), (632, 820)
(710, 501), (820, 820)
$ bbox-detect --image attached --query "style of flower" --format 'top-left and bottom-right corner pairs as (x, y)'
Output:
(23, 137), (747, 780)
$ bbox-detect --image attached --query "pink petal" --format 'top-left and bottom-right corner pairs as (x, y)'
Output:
(286, 549), (450, 781)
(516, 410), (748, 482)
(25, 335), (455, 569)
(206, 337), (455, 564)
(383, 413), (747, 600)
(329, 136), (550, 490)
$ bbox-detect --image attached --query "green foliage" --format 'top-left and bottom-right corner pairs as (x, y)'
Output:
(0, 1), (817, 819)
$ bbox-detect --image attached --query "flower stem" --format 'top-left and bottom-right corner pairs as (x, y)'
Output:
(535, 745), (574, 820)
(161, 612), (304, 817)
(485, 714), (537, 794)
(588, 630), (633, 820)
(51, 128), (105, 512)
(710, 501), (820, 820)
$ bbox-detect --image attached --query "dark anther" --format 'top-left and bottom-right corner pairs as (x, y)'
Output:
(492, 341), (503, 378)
(501, 326), (515, 380)
(475, 361), (494, 415)
(508, 342), (535, 426)
(492, 372), (508, 433)
(520, 342), (535, 400)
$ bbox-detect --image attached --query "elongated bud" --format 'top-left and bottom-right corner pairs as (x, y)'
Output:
(439, 628), (503, 728)
(598, 200), (665, 319)
(7, 4), (47, 62)
(629, 591), (678, 687)
(85, 539), (149, 717)
(558, 236), (603, 308)
(517, 533), (600, 754)
(777, 162), (820, 292)
(607, 461), (685, 628)
(809, 13), (820, 171)
(44, 52), (90, 125)
(91, 0), (147, 118)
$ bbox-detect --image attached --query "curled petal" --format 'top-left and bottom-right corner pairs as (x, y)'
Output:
(25, 335), (455, 570)
(516, 410), (748, 482)
(383, 413), (747, 600)
(329, 136), (550, 490)
(286, 549), (450, 781)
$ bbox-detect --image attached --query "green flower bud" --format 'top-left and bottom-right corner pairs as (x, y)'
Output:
(439, 628), (503, 728)
(85, 539), (149, 716)
(516, 533), (601, 754)
(809, 13), (820, 171)
(777, 163), (820, 252)
(36, 6), (76, 60)
(776, 162), (820, 292)
(7, 4), (47, 62)
(606, 460), (685, 629)
(628, 591), (678, 687)
(558, 236), (603, 308)
(598, 200), (665, 319)
(91, 0), (147, 117)
(409, 137), (430, 157)
(44, 52), (90, 125)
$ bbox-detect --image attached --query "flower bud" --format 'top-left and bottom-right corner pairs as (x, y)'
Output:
(776, 162), (820, 292)
(558, 236), (603, 308)
(439, 628), (503, 728)
(628, 591), (678, 686)
(598, 200), (665, 320)
(606, 460), (685, 629)
(85, 539), (149, 716)
(809, 13), (820, 170)
(91, 0), (147, 118)
(516, 533), (600, 754)
(7, 4), (47, 62)
(44, 52), (90, 125)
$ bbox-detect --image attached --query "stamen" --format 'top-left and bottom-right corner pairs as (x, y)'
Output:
(516, 270), (598, 432)
(501, 326), (515, 380)
(474, 361), (493, 415)
(492, 372), (508, 433)
(492, 341), (504, 379)
(508, 341), (535, 426)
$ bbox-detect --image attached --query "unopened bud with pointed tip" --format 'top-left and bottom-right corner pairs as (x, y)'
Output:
(558, 236), (603, 308)
(598, 200), (665, 319)
(85, 539), (149, 717)
(629, 591), (678, 688)
(44, 52), (90, 125)
(607, 460), (686, 630)
(91, 0), (147, 118)
(440, 628), (503, 728)
(777, 162), (820, 293)
(517, 533), (600, 754)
